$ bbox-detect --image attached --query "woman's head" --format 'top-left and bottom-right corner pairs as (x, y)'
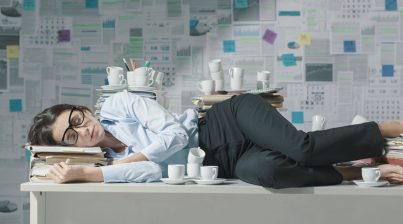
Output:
(28, 104), (105, 147)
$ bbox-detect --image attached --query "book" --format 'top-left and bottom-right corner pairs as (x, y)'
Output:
(28, 145), (102, 154)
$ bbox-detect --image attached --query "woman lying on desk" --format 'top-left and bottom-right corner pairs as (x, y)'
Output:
(28, 90), (403, 188)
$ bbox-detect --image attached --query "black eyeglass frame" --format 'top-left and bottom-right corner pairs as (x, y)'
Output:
(60, 106), (85, 146)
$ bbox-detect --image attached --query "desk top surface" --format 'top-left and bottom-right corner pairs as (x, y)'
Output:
(20, 179), (403, 196)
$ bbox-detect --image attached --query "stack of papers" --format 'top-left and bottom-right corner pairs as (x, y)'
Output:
(27, 145), (107, 182)
(384, 137), (403, 165)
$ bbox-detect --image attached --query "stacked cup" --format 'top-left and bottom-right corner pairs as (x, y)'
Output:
(187, 147), (206, 179)
(256, 71), (271, 90)
(208, 59), (225, 92)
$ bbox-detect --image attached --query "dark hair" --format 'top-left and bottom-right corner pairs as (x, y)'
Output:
(27, 104), (91, 145)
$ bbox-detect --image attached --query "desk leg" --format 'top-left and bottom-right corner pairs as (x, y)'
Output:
(30, 192), (45, 224)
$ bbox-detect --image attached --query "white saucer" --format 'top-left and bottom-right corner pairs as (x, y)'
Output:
(160, 178), (193, 185)
(128, 86), (156, 91)
(193, 178), (226, 185)
(353, 180), (389, 187)
(101, 85), (126, 90)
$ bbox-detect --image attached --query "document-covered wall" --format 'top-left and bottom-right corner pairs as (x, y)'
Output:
(0, 0), (402, 222)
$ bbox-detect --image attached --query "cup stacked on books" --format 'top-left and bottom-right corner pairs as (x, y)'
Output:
(256, 70), (271, 90)
(186, 147), (206, 178)
(208, 59), (225, 93)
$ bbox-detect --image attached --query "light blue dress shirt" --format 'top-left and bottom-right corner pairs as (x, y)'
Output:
(98, 90), (199, 183)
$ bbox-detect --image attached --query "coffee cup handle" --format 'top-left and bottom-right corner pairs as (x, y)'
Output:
(106, 67), (110, 75)
(375, 169), (381, 180)
(212, 167), (218, 178)
(120, 79), (126, 85)
(228, 68), (233, 79)
(147, 78), (154, 87)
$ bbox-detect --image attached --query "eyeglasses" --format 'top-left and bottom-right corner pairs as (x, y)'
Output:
(60, 106), (85, 146)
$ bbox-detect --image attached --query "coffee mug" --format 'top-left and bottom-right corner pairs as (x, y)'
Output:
(311, 115), (326, 131)
(257, 71), (270, 89)
(208, 59), (223, 73)
(106, 66), (126, 85)
(228, 67), (244, 90)
(200, 166), (218, 180)
(210, 70), (224, 80)
(361, 167), (381, 182)
(351, 114), (368, 125)
(150, 71), (165, 90)
(198, 80), (215, 95)
(187, 163), (201, 178)
(188, 147), (205, 164)
(168, 164), (185, 180)
(127, 71), (154, 87)
(214, 79), (225, 91)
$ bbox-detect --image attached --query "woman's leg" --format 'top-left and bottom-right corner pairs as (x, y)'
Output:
(234, 145), (343, 188)
(229, 94), (385, 166)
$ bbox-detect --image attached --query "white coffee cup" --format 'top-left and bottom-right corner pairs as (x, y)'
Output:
(210, 70), (224, 80)
(351, 114), (368, 125)
(198, 80), (215, 95)
(257, 71), (270, 89)
(208, 59), (223, 73)
(214, 79), (224, 91)
(151, 71), (165, 90)
(228, 67), (244, 90)
(127, 71), (154, 87)
(311, 115), (326, 131)
(187, 163), (201, 178)
(106, 66), (126, 85)
(188, 147), (205, 164)
(200, 166), (218, 180)
(168, 164), (185, 180)
(361, 167), (381, 183)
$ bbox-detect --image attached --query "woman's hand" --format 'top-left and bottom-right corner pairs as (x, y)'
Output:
(47, 162), (85, 183)
(378, 164), (403, 184)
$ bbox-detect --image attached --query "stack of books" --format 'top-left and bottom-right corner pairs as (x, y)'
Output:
(27, 145), (107, 182)
(94, 88), (157, 118)
(383, 137), (403, 165)
(192, 88), (284, 118)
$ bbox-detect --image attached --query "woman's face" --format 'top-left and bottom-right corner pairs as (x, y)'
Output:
(51, 109), (105, 147)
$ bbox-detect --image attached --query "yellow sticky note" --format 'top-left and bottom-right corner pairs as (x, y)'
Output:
(298, 33), (311, 46)
(6, 45), (19, 59)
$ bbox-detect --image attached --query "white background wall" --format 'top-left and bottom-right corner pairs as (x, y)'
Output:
(0, 0), (402, 223)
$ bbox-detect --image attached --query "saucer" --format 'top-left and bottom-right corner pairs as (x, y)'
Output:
(160, 178), (193, 185)
(101, 85), (126, 90)
(353, 180), (389, 187)
(193, 178), (226, 185)
(128, 86), (156, 91)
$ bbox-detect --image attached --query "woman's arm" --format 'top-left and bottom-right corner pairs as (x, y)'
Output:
(47, 162), (103, 183)
(112, 152), (148, 164)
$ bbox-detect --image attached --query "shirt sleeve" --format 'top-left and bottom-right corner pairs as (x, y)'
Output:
(101, 91), (190, 162)
(101, 161), (162, 183)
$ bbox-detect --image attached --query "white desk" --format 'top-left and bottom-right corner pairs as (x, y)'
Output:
(21, 180), (403, 224)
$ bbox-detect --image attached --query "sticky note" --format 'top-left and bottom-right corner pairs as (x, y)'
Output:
(235, 0), (248, 9)
(382, 64), (394, 77)
(298, 32), (311, 46)
(278, 11), (301, 16)
(287, 42), (300, 49)
(292, 112), (304, 124)
(6, 45), (19, 58)
(281, 53), (296, 66)
(262, 28), (277, 45)
(25, 148), (31, 162)
(58, 30), (71, 42)
(385, 0), (397, 11)
(343, 40), (356, 53)
(23, 0), (35, 10)
(189, 19), (199, 29)
(9, 99), (22, 112)
(85, 0), (98, 8)
(223, 40), (236, 53)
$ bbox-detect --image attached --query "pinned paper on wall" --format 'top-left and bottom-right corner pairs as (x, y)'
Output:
(343, 40), (356, 53)
(281, 53), (297, 66)
(85, 0), (98, 8)
(382, 64), (394, 77)
(9, 99), (22, 112)
(58, 30), (71, 42)
(223, 40), (236, 53)
(298, 33), (311, 46)
(234, 0), (248, 9)
(263, 28), (278, 45)
(6, 45), (19, 59)
(292, 111), (304, 124)
(23, 0), (35, 10)
(385, 0), (397, 11)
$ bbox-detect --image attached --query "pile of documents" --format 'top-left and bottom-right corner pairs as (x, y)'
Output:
(27, 145), (107, 182)
(192, 88), (284, 118)
(384, 137), (403, 165)
(94, 88), (157, 118)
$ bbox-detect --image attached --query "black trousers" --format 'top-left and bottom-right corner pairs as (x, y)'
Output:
(198, 94), (385, 189)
